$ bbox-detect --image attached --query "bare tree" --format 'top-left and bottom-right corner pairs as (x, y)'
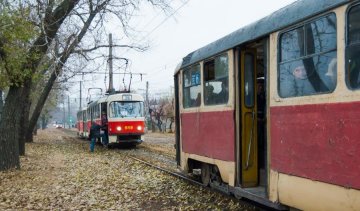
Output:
(163, 97), (174, 133)
(149, 96), (174, 133)
(0, 0), (174, 171)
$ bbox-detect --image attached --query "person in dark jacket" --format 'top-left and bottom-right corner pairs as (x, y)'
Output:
(101, 111), (109, 146)
(88, 121), (101, 152)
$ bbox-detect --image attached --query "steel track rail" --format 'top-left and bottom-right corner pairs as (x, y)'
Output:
(127, 154), (278, 211)
(127, 155), (206, 187)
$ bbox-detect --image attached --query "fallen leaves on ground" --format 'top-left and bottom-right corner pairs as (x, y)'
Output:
(0, 129), (258, 210)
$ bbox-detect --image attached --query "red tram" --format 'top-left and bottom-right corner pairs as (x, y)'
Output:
(77, 92), (145, 145)
(174, 0), (360, 209)
(76, 108), (86, 137)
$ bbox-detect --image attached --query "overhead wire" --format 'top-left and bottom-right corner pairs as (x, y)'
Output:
(80, 0), (190, 92)
(118, 0), (190, 71)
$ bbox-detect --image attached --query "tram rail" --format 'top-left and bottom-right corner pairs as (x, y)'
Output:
(126, 154), (272, 211)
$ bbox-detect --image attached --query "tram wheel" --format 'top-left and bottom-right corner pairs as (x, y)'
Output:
(201, 163), (210, 186)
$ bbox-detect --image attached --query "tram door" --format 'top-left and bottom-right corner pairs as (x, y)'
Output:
(240, 49), (258, 187)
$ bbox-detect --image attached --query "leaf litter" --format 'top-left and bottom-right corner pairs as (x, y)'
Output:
(0, 129), (259, 210)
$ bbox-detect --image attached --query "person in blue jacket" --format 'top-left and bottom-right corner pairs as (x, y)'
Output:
(88, 121), (101, 152)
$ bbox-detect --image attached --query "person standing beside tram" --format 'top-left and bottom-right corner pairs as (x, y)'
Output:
(88, 121), (101, 152)
(101, 110), (109, 147)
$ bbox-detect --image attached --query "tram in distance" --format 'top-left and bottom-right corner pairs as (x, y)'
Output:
(174, 0), (360, 210)
(77, 92), (145, 146)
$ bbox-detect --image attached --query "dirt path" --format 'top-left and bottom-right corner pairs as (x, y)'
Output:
(0, 129), (258, 210)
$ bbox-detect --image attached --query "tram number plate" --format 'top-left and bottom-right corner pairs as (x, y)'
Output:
(125, 126), (133, 130)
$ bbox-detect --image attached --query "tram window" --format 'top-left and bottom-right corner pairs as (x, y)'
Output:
(278, 13), (337, 98)
(95, 107), (98, 118)
(109, 101), (144, 118)
(280, 27), (304, 62)
(244, 53), (255, 107)
(183, 64), (201, 108)
(306, 16), (337, 55)
(97, 107), (100, 118)
(203, 54), (229, 105)
(348, 5), (360, 45)
(346, 4), (360, 89)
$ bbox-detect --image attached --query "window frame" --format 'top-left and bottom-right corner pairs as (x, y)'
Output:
(277, 12), (338, 98)
(182, 63), (201, 109)
(345, 3), (360, 90)
(203, 52), (229, 106)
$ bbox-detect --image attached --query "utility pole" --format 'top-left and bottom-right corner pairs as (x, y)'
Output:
(146, 81), (149, 109)
(79, 80), (82, 110)
(79, 81), (82, 111)
(79, 73), (83, 110)
(68, 95), (71, 128)
(63, 96), (66, 128)
(108, 33), (114, 94)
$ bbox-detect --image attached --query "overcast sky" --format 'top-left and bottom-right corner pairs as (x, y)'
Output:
(74, 0), (297, 102)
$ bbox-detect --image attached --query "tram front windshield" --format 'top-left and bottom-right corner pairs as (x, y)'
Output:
(109, 101), (144, 118)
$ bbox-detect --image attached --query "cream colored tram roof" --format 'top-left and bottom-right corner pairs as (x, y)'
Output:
(104, 93), (144, 102)
(174, 0), (349, 74)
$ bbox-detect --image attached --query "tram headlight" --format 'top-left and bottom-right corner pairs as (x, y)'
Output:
(137, 125), (142, 131)
(116, 126), (122, 131)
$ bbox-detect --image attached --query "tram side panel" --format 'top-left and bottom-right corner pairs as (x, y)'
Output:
(76, 110), (86, 138)
(268, 5), (360, 209)
(271, 103), (360, 189)
(177, 51), (236, 186)
(181, 111), (235, 161)
(78, 121), (84, 137)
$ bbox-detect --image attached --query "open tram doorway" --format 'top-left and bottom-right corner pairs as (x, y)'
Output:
(235, 38), (268, 197)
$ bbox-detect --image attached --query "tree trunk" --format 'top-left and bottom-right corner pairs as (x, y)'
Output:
(22, 0), (79, 143)
(169, 119), (173, 133)
(26, 69), (57, 143)
(0, 86), (22, 170)
(26, 4), (99, 141)
(0, 90), (3, 121)
(156, 114), (162, 132)
(0, 0), (80, 170)
(151, 118), (155, 132)
(16, 79), (32, 154)
(33, 124), (38, 135)
(18, 80), (32, 154)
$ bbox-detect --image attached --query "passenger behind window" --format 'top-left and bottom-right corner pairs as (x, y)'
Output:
(279, 55), (337, 98)
(194, 93), (201, 107)
(293, 66), (307, 80)
(283, 62), (315, 96)
(325, 58), (337, 89)
(216, 80), (229, 104)
(205, 84), (215, 104)
(278, 13), (337, 98)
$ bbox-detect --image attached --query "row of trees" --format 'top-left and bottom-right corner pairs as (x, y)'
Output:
(148, 96), (174, 133)
(0, 0), (174, 171)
